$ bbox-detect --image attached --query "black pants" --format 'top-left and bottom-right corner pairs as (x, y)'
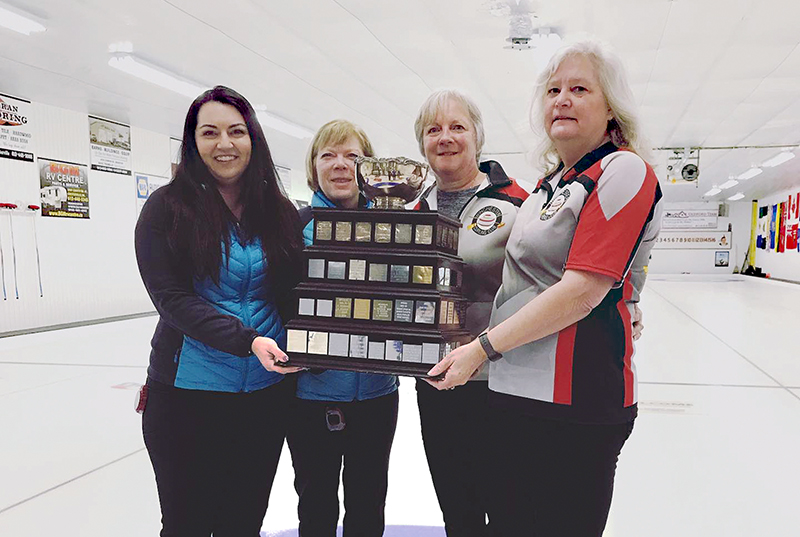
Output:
(287, 390), (399, 537)
(416, 379), (493, 537)
(142, 378), (291, 537)
(485, 406), (635, 537)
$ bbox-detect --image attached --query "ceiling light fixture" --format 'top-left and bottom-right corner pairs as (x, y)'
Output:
(719, 179), (739, 190)
(761, 150), (795, 168)
(255, 107), (313, 140)
(703, 187), (722, 197)
(0, 4), (46, 35)
(737, 167), (762, 181)
(727, 192), (745, 201)
(108, 53), (206, 98)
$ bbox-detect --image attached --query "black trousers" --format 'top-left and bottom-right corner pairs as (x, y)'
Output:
(485, 406), (635, 537)
(142, 378), (291, 537)
(416, 379), (493, 537)
(287, 390), (399, 537)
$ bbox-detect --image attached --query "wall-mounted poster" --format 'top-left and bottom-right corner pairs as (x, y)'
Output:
(714, 251), (730, 267)
(0, 92), (33, 162)
(89, 115), (131, 175)
(39, 158), (89, 218)
(135, 173), (167, 216)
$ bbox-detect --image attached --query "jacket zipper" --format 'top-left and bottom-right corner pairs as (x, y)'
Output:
(239, 230), (253, 393)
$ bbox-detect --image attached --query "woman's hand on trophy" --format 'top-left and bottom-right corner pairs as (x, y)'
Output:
(252, 336), (305, 374)
(425, 339), (487, 390)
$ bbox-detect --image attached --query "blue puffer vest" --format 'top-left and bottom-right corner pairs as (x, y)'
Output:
(296, 191), (399, 402)
(174, 229), (286, 392)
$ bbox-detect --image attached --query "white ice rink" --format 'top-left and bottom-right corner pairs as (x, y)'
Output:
(1, 274), (799, 536)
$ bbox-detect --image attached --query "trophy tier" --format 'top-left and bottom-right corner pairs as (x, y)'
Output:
(284, 207), (469, 378)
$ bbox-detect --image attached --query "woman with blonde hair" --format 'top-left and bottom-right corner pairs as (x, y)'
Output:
(429, 40), (663, 536)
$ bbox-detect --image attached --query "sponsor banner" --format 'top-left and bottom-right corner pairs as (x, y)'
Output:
(89, 115), (131, 175)
(662, 209), (718, 230)
(0, 92), (34, 162)
(654, 231), (731, 250)
(135, 173), (168, 215)
(39, 158), (90, 218)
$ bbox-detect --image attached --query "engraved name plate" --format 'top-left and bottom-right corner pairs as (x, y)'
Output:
(349, 259), (367, 281)
(307, 331), (329, 355)
(369, 263), (388, 282)
(437, 267), (448, 286)
(334, 297), (352, 318)
(368, 341), (385, 360)
(385, 340), (403, 361)
(422, 343), (441, 364)
(355, 221), (372, 242)
(394, 299), (413, 323)
(372, 299), (393, 321)
(395, 223), (412, 244)
(328, 261), (346, 280)
(440, 300), (449, 324)
(329, 333), (349, 357)
(353, 298), (371, 320)
(375, 222), (392, 243)
(403, 344), (423, 363)
(286, 329), (308, 353)
(446, 301), (455, 324)
(350, 335), (369, 358)
(335, 221), (352, 242)
(415, 224), (433, 245)
(412, 265), (433, 285)
(415, 301), (436, 325)
(390, 265), (409, 284)
(308, 259), (325, 279)
(316, 220), (332, 241)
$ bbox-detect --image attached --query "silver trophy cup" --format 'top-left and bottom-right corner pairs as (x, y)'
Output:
(355, 156), (428, 209)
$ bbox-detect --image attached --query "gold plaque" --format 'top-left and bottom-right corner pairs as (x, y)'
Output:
(372, 299), (393, 321)
(334, 297), (352, 318)
(412, 265), (433, 285)
(335, 221), (352, 241)
(286, 329), (308, 353)
(446, 301), (455, 324)
(316, 220), (332, 241)
(415, 224), (433, 245)
(353, 298), (371, 320)
(440, 300), (448, 324)
(375, 222), (392, 243)
(355, 221), (372, 242)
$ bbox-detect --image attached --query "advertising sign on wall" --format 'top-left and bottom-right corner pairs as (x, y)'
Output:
(135, 173), (167, 215)
(0, 92), (34, 162)
(662, 209), (718, 230)
(39, 158), (90, 218)
(89, 115), (131, 175)
(654, 231), (732, 250)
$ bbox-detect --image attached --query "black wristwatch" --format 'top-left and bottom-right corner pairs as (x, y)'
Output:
(478, 332), (503, 362)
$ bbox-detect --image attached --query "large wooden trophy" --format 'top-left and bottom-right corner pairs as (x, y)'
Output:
(284, 157), (471, 378)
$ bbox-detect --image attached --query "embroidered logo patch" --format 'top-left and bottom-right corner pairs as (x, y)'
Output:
(540, 189), (571, 220)
(468, 205), (504, 235)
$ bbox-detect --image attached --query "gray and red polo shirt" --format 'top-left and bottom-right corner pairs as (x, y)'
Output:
(488, 142), (663, 424)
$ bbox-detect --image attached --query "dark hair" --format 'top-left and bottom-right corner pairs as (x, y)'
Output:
(164, 85), (302, 304)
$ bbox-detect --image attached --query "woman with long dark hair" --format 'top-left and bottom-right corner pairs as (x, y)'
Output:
(135, 85), (303, 536)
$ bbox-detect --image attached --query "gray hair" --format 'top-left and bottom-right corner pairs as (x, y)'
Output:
(530, 39), (651, 174)
(414, 89), (485, 162)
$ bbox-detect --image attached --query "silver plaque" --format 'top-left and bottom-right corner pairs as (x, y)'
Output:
(349, 259), (367, 281)
(385, 340), (403, 361)
(316, 299), (333, 318)
(307, 331), (329, 355)
(329, 333), (349, 357)
(298, 298), (315, 316)
(369, 263), (388, 282)
(390, 265), (409, 284)
(308, 259), (325, 279)
(415, 301), (436, 325)
(335, 221), (352, 242)
(403, 344), (422, 363)
(350, 335), (369, 358)
(327, 261), (346, 280)
(368, 341), (385, 360)
(422, 343), (441, 364)
(395, 223), (412, 244)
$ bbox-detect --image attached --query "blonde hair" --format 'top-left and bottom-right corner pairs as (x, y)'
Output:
(531, 39), (651, 174)
(414, 89), (485, 162)
(306, 119), (375, 191)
